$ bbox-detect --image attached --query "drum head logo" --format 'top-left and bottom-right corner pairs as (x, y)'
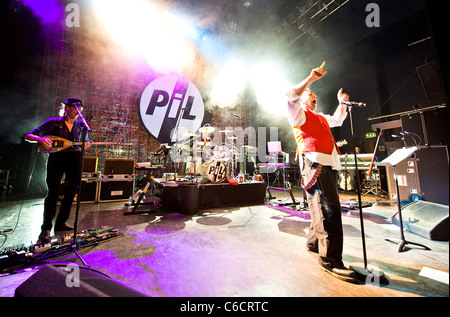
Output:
(140, 75), (204, 144)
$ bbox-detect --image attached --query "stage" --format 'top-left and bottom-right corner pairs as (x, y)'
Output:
(0, 187), (448, 299)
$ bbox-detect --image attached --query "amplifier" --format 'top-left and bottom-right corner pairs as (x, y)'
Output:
(103, 159), (135, 175)
(98, 174), (135, 202)
(83, 157), (98, 173)
(79, 178), (99, 203)
(58, 176), (99, 203)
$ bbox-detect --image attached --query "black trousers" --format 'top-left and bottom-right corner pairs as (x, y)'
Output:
(41, 151), (82, 231)
(302, 157), (344, 267)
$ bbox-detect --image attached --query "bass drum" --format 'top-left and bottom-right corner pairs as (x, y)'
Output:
(201, 160), (228, 183)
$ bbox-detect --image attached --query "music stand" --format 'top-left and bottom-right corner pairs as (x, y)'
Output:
(375, 146), (429, 252)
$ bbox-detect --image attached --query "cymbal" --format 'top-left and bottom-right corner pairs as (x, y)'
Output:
(199, 126), (215, 133)
(219, 130), (233, 133)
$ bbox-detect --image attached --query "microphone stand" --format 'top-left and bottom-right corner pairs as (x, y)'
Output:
(71, 105), (91, 267)
(345, 104), (385, 282)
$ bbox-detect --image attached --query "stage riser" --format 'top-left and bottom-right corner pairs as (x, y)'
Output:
(157, 182), (267, 214)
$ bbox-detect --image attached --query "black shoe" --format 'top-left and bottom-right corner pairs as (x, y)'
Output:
(319, 260), (358, 283)
(54, 223), (74, 231)
(38, 230), (51, 243)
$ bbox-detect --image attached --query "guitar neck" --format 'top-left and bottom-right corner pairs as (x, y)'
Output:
(43, 136), (132, 153)
(73, 142), (131, 146)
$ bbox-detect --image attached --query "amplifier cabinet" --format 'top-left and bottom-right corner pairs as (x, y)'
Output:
(386, 146), (449, 205)
(79, 178), (99, 203)
(58, 176), (99, 203)
(98, 174), (135, 202)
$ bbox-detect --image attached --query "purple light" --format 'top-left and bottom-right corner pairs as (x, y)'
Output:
(20, 0), (65, 25)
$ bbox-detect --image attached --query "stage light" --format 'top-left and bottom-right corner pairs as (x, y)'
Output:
(91, 0), (196, 73)
(250, 61), (291, 116)
(209, 59), (247, 107)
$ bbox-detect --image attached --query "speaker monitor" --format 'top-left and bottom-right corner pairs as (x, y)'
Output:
(392, 200), (449, 241)
(15, 264), (147, 297)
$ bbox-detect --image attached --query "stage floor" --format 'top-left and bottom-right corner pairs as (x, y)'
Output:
(0, 186), (448, 300)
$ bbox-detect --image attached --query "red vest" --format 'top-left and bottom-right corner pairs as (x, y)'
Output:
(292, 109), (341, 155)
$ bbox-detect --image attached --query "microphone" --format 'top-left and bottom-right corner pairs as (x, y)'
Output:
(340, 100), (367, 107)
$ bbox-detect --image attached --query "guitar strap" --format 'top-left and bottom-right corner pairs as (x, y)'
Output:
(300, 156), (323, 191)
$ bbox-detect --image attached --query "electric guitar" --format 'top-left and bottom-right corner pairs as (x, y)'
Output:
(40, 136), (132, 153)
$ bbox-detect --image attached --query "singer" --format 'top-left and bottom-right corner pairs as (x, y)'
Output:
(24, 98), (91, 244)
(286, 61), (357, 283)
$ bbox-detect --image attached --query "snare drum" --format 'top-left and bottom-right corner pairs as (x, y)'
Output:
(201, 160), (228, 183)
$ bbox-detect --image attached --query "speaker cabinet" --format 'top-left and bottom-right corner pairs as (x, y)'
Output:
(392, 201), (449, 241)
(79, 178), (99, 203)
(14, 264), (147, 297)
(386, 146), (449, 205)
(103, 159), (135, 175)
(82, 157), (98, 173)
(401, 107), (449, 147)
(386, 157), (421, 202)
(415, 146), (449, 205)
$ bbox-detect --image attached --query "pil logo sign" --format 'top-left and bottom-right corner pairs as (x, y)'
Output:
(139, 75), (205, 144)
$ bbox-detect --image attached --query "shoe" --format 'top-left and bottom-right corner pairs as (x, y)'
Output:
(319, 260), (359, 283)
(38, 230), (51, 243)
(54, 223), (74, 231)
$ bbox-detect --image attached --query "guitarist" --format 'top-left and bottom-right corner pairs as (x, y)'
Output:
(24, 98), (91, 243)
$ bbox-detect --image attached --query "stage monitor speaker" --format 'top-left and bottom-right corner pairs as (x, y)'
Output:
(103, 159), (135, 175)
(15, 264), (147, 297)
(83, 157), (98, 173)
(392, 201), (449, 241)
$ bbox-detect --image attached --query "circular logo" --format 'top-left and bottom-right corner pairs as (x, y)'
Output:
(139, 75), (204, 144)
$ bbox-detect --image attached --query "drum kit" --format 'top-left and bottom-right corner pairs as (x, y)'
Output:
(171, 125), (257, 184)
